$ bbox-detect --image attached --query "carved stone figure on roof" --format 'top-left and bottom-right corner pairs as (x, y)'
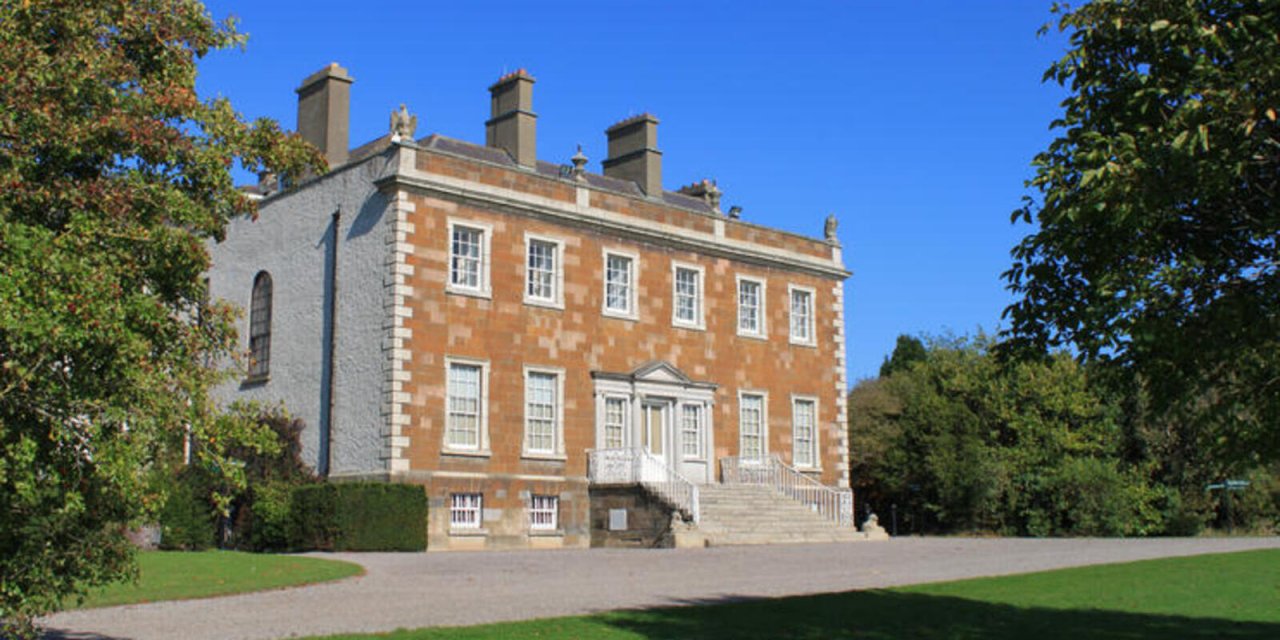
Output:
(390, 103), (417, 141)
(824, 213), (839, 243)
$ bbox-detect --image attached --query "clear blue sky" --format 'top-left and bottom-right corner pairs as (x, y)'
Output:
(196, 0), (1070, 384)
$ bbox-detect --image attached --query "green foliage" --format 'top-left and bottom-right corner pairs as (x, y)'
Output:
(290, 483), (428, 552)
(0, 0), (323, 634)
(157, 470), (216, 551)
(1003, 0), (1280, 469)
(227, 411), (317, 551)
(879, 334), (927, 377)
(851, 334), (1158, 535)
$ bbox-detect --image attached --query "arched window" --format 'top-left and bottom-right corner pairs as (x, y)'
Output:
(249, 271), (273, 379)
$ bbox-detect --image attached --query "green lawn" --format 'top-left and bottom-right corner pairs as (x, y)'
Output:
(72, 550), (362, 609)
(314, 549), (1280, 640)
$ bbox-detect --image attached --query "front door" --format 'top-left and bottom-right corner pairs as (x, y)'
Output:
(641, 399), (671, 481)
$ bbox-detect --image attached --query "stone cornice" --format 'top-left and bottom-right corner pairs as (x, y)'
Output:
(374, 159), (852, 281)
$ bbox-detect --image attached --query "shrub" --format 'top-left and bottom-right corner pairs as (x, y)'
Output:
(158, 471), (216, 550)
(290, 483), (427, 551)
(243, 481), (295, 551)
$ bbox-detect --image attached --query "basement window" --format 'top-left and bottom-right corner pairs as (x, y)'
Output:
(450, 493), (483, 530)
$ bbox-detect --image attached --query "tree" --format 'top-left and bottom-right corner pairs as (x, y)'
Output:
(0, 1), (321, 634)
(878, 334), (927, 378)
(850, 334), (1155, 536)
(1003, 1), (1280, 468)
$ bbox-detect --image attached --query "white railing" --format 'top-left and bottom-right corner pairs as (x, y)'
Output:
(588, 448), (699, 523)
(721, 454), (854, 527)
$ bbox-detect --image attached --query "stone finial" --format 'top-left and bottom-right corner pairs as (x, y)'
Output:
(570, 144), (588, 180)
(257, 170), (278, 196)
(677, 179), (723, 213)
(390, 103), (417, 142)
(824, 213), (840, 244)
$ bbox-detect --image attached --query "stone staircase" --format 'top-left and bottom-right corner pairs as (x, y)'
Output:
(692, 484), (867, 546)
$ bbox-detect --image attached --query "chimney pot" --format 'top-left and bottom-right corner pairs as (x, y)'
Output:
(295, 63), (354, 168)
(485, 69), (537, 167)
(602, 113), (662, 196)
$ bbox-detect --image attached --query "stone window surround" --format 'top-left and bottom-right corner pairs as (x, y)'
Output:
(791, 393), (821, 470)
(446, 217), (493, 299)
(523, 232), (566, 310)
(738, 389), (769, 462)
(449, 492), (484, 534)
(528, 494), (559, 532)
(601, 247), (640, 321)
(522, 364), (567, 461)
(788, 283), (818, 348)
(599, 394), (630, 449)
(670, 261), (706, 331)
(679, 402), (707, 461)
(443, 356), (491, 457)
(735, 275), (768, 340)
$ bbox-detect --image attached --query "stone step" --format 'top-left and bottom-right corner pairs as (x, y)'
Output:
(689, 483), (862, 546)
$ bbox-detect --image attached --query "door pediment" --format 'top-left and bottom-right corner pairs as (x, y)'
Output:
(592, 361), (717, 391)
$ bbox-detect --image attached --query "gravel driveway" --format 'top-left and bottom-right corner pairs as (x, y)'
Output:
(42, 536), (1280, 640)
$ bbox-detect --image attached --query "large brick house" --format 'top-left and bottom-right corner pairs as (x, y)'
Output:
(208, 64), (855, 549)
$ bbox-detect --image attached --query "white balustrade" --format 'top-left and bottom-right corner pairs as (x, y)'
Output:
(588, 448), (699, 523)
(721, 454), (854, 527)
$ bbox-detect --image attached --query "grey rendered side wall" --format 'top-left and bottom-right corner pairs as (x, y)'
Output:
(207, 155), (395, 476)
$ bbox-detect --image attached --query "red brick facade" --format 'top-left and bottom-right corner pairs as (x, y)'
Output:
(388, 143), (849, 549)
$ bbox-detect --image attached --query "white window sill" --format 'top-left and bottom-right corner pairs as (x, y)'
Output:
(602, 308), (639, 322)
(737, 331), (768, 341)
(442, 448), (492, 459)
(523, 297), (565, 310)
(521, 452), (567, 462)
(449, 527), (488, 537)
(446, 285), (492, 300)
(673, 320), (706, 332)
(789, 337), (818, 348)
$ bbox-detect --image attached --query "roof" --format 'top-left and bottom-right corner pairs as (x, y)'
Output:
(412, 134), (718, 216)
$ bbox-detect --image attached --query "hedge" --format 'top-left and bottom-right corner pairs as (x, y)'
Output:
(158, 470), (217, 550)
(290, 482), (428, 551)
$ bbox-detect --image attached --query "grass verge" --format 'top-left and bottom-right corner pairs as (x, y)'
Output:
(71, 550), (362, 609)
(313, 548), (1280, 639)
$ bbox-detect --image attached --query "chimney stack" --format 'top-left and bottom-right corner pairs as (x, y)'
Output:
(485, 70), (537, 167)
(602, 114), (662, 196)
(296, 63), (354, 168)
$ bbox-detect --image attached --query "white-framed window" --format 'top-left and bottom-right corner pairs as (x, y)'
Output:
(445, 359), (488, 453)
(671, 262), (704, 329)
(447, 219), (491, 297)
(523, 367), (564, 456)
(792, 396), (818, 468)
(450, 493), (483, 530)
(739, 391), (767, 462)
(529, 495), (559, 531)
(602, 250), (638, 319)
(789, 285), (816, 346)
(680, 403), (704, 459)
(737, 276), (767, 338)
(524, 234), (564, 308)
(603, 396), (628, 449)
